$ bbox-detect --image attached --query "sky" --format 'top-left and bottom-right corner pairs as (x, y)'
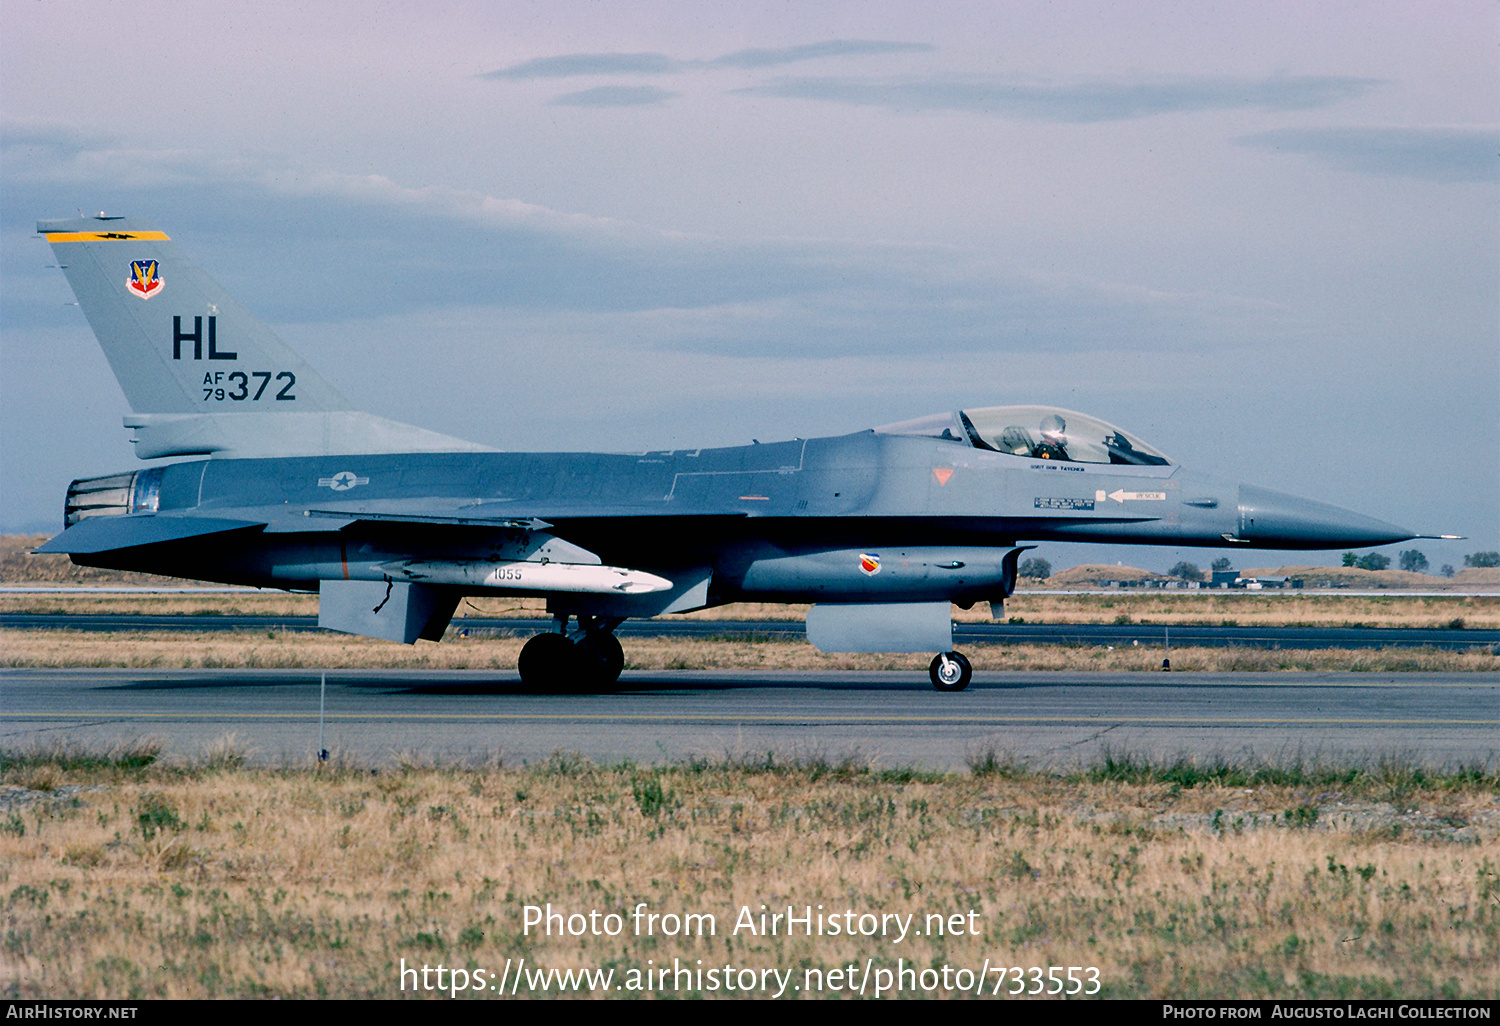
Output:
(2, 1), (1496, 573)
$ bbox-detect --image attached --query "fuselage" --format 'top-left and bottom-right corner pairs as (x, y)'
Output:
(61, 428), (1413, 610)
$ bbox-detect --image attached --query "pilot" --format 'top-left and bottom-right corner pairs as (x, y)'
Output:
(1033, 414), (1070, 460)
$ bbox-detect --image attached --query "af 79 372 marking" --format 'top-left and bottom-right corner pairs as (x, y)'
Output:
(202, 370), (296, 402)
(173, 315), (299, 401)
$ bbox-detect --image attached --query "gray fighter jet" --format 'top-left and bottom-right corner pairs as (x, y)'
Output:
(35, 217), (1442, 690)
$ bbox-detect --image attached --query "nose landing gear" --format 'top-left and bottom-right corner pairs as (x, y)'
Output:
(929, 651), (972, 692)
(517, 615), (626, 691)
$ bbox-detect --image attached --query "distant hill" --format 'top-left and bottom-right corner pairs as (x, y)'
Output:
(1043, 564), (1168, 586)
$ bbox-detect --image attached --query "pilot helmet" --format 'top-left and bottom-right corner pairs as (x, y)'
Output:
(1040, 414), (1067, 444)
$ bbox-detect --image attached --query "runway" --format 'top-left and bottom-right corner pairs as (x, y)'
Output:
(5, 614), (1497, 650)
(4, 668), (1496, 771)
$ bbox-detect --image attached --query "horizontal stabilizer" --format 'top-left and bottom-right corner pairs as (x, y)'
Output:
(35, 515), (265, 554)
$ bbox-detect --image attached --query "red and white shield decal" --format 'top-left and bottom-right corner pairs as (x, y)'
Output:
(127, 260), (163, 300)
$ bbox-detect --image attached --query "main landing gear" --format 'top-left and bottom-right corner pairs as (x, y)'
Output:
(517, 615), (625, 691)
(929, 651), (972, 692)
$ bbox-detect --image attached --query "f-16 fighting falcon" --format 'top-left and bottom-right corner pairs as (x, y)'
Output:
(35, 216), (1446, 691)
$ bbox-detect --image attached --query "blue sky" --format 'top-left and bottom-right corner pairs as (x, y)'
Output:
(2, 1), (1495, 571)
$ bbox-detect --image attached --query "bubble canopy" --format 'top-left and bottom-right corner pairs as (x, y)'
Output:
(875, 406), (1171, 466)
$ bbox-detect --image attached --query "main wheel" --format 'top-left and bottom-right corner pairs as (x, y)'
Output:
(517, 632), (578, 690)
(575, 632), (625, 688)
(929, 651), (972, 692)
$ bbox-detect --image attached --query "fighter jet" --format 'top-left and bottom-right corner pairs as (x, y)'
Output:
(34, 217), (1440, 691)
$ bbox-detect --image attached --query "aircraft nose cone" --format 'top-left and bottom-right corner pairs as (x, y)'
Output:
(1236, 485), (1415, 549)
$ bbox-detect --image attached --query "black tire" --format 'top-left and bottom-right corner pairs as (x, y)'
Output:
(576, 632), (625, 688)
(517, 632), (577, 690)
(929, 651), (972, 692)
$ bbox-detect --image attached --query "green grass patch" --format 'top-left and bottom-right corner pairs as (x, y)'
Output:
(0, 738), (161, 777)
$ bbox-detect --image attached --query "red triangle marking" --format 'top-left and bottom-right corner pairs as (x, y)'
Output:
(933, 468), (953, 486)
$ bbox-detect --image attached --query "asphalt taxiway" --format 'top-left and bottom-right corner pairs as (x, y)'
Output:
(3, 669), (1495, 771)
(5, 614), (1497, 650)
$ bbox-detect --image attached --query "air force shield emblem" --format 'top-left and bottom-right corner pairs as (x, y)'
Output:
(127, 260), (162, 300)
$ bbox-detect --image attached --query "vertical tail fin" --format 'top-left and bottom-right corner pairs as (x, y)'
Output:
(40, 216), (352, 414)
(39, 216), (490, 458)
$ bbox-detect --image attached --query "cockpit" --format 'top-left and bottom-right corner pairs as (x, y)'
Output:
(875, 405), (1171, 466)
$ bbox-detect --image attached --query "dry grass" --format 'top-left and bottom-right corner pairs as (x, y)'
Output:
(2, 588), (1497, 631)
(0, 535), (188, 587)
(4, 568), (1496, 673)
(1, 629), (1497, 673)
(0, 747), (1495, 999)
(5, 529), (1495, 630)
(995, 593), (1500, 629)
(0, 593), (322, 617)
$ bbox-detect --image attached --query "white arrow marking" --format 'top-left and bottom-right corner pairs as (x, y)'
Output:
(1108, 489), (1167, 503)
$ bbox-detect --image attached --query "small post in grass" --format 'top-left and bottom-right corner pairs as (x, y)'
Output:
(317, 671), (329, 763)
(1161, 626), (1171, 671)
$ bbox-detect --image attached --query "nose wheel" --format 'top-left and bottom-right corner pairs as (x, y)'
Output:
(929, 651), (972, 692)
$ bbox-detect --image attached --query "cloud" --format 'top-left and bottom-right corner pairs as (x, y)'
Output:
(3, 128), (1287, 360)
(708, 40), (933, 69)
(733, 74), (1379, 122)
(0, 118), (255, 192)
(484, 39), (930, 80)
(484, 52), (680, 80)
(1238, 126), (1499, 182)
(549, 85), (676, 107)
(0, 119), (121, 158)
(597, 273), (1291, 360)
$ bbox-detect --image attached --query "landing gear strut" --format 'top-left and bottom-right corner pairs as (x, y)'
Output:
(517, 615), (626, 691)
(929, 651), (972, 692)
